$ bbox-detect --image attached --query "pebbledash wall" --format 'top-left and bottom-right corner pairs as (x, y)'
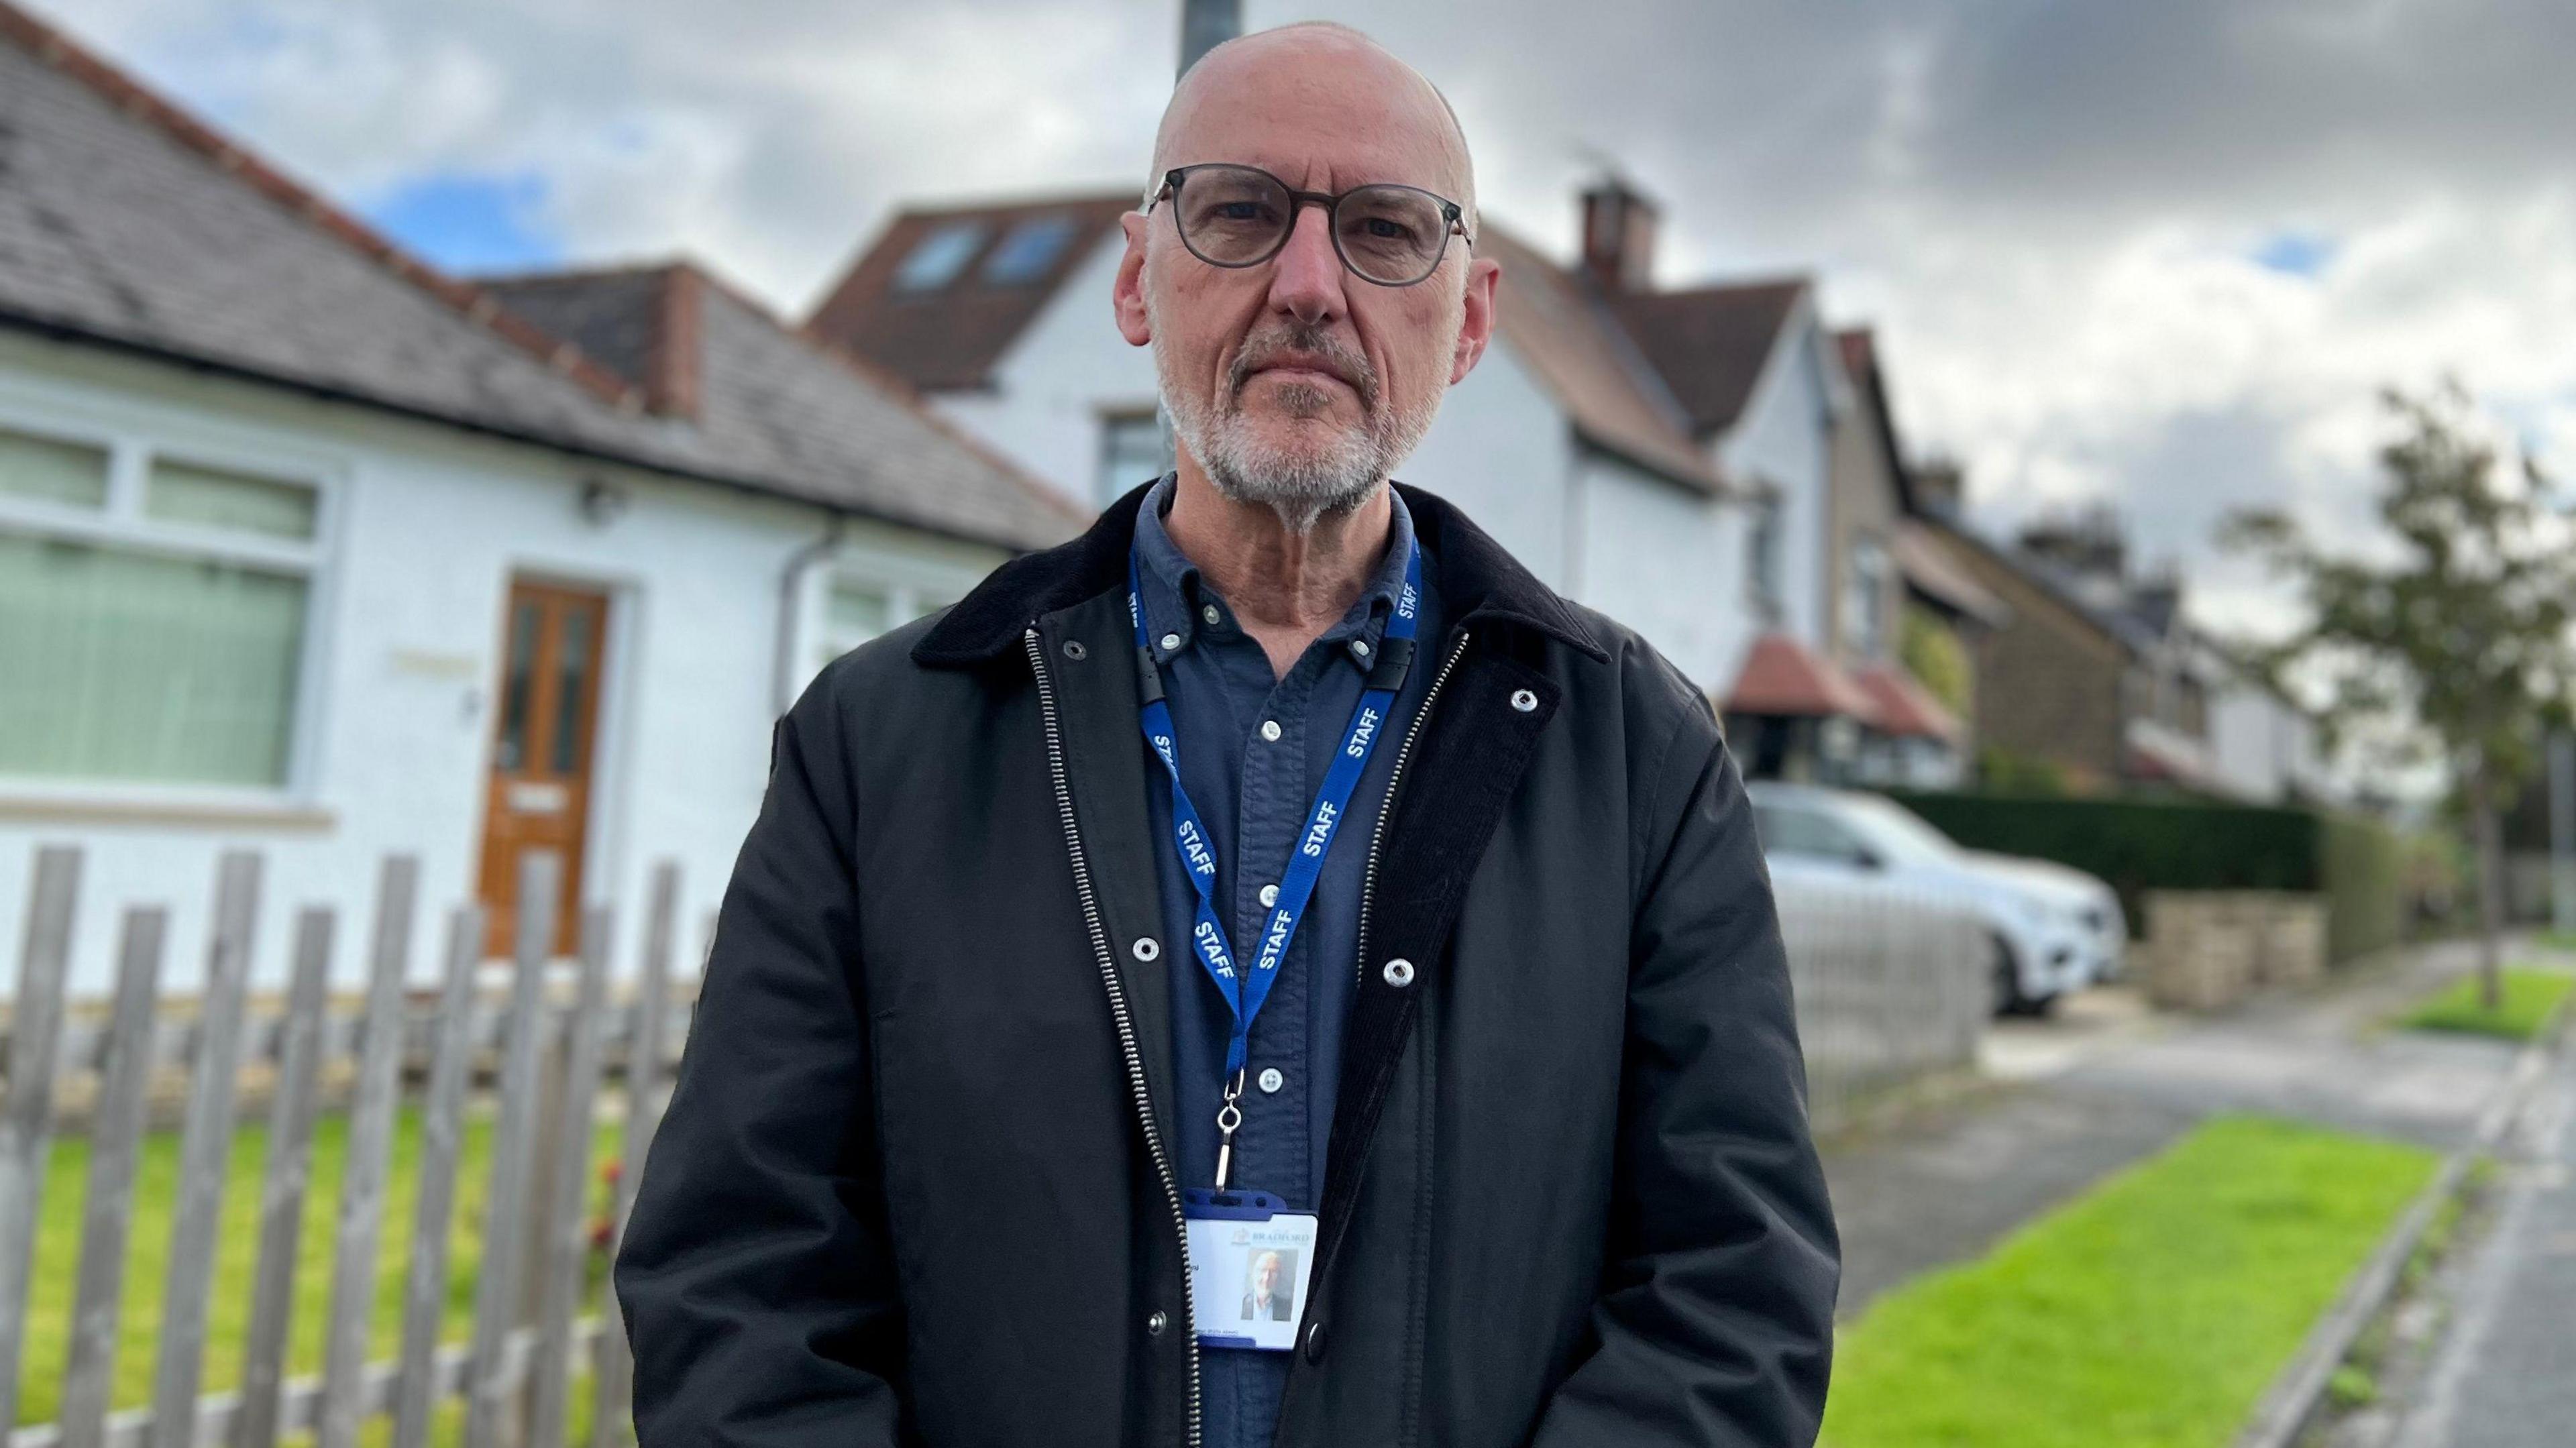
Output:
(926, 229), (1828, 698)
(0, 329), (1008, 995)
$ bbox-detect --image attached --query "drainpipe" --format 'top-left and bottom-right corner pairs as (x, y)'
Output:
(773, 516), (847, 718)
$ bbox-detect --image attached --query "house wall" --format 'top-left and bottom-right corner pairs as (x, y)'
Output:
(2208, 679), (2324, 803)
(0, 332), (1004, 995)
(1574, 452), (1758, 691)
(1930, 527), (2131, 783)
(934, 235), (1161, 510)
(1825, 371), (1905, 668)
(1713, 302), (1836, 653)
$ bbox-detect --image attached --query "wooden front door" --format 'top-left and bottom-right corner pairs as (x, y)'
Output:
(478, 578), (610, 957)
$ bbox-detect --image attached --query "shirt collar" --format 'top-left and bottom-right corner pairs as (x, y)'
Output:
(1131, 471), (1419, 669)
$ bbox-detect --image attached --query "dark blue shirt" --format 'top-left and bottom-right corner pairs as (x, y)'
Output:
(1132, 472), (1442, 1447)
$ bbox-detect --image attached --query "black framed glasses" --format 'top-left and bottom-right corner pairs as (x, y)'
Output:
(1145, 163), (1472, 288)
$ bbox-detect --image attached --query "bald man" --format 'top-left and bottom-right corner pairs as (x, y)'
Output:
(616, 21), (1838, 1448)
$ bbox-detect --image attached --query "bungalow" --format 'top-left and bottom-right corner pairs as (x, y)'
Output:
(0, 3), (1081, 991)
(804, 172), (1955, 778)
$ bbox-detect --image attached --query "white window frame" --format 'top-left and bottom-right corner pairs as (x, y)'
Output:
(799, 537), (991, 686)
(0, 398), (344, 812)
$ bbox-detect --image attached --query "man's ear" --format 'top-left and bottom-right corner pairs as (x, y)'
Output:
(1113, 213), (1153, 347)
(1448, 254), (1502, 385)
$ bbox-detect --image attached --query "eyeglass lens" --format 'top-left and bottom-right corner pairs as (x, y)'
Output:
(1174, 166), (1451, 285)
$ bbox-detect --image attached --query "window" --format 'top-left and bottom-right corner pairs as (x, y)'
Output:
(893, 221), (987, 292)
(812, 571), (967, 675)
(1751, 804), (1874, 867)
(981, 215), (1078, 284)
(0, 427), (323, 790)
(1841, 533), (1888, 659)
(1097, 410), (1171, 509)
(1747, 490), (1784, 616)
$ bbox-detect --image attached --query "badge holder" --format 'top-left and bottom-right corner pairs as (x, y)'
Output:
(1183, 1187), (1319, 1351)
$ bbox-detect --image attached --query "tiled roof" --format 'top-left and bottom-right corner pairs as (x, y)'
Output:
(484, 264), (1087, 548)
(1892, 520), (2012, 627)
(804, 192), (1137, 391)
(0, 2), (1077, 551)
(1609, 278), (1808, 438)
(1851, 663), (1962, 743)
(1721, 632), (1878, 720)
(1474, 227), (1723, 494)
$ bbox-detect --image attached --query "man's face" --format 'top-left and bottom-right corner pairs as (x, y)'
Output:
(1114, 34), (1500, 528)
(1254, 1252), (1281, 1296)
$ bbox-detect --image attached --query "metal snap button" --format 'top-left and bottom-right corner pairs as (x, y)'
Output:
(1258, 1067), (1285, 1094)
(1061, 639), (1087, 661)
(1510, 688), (1538, 712)
(1258, 883), (1279, 908)
(1382, 958), (1415, 988)
(1146, 1309), (1168, 1336)
(1159, 632), (1182, 652)
(1303, 1321), (1327, 1362)
(1259, 720), (1283, 742)
(1132, 937), (1161, 962)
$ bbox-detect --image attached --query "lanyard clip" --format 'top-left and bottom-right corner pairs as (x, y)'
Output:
(1212, 1067), (1246, 1190)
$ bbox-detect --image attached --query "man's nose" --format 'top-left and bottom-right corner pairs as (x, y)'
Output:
(1265, 202), (1349, 325)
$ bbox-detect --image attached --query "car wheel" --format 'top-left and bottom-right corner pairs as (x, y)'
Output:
(1990, 934), (2028, 1017)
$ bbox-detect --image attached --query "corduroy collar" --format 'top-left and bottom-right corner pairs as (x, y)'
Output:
(912, 478), (1609, 669)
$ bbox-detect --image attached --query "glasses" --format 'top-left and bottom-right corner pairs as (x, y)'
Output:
(1145, 163), (1472, 288)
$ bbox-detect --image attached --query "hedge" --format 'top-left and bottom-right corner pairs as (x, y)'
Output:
(1882, 791), (2409, 964)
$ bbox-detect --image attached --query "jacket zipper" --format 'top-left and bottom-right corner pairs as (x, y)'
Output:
(1024, 627), (1203, 1448)
(1354, 628), (1472, 987)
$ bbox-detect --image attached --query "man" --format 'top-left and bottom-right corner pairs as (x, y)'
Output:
(1243, 1252), (1291, 1323)
(616, 20), (1837, 1448)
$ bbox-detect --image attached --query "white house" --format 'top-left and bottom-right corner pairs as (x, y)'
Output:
(802, 176), (1943, 754)
(0, 7), (1080, 993)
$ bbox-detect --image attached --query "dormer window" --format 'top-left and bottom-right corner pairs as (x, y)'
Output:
(893, 221), (986, 292)
(982, 216), (1077, 285)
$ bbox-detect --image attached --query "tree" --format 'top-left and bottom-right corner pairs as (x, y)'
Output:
(2218, 386), (2576, 1006)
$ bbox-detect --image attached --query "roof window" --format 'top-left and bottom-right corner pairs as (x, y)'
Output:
(894, 221), (986, 291)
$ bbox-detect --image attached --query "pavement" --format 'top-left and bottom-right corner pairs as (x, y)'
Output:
(1821, 939), (2526, 1317)
(2385, 989), (2576, 1448)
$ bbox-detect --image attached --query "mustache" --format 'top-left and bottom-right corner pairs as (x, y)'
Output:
(1228, 325), (1379, 411)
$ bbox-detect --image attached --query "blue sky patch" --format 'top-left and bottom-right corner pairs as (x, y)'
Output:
(362, 171), (561, 275)
(2251, 230), (2338, 278)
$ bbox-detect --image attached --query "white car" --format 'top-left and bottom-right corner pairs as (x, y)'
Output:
(1748, 781), (2127, 1014)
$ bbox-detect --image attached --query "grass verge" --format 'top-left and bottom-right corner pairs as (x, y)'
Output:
(2398, 968), (2574, 1042)
(1820, 1115), (2438, 1448)
(13, 1106), (623, 1434)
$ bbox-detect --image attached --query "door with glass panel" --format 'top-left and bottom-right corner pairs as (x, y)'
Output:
(478, 579), (608, 957)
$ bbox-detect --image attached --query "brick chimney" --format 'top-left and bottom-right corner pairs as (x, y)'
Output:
(1578, 176), (1658, 292)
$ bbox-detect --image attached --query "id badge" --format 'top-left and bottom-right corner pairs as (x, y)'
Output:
(1182, 1188), (1319, 1351)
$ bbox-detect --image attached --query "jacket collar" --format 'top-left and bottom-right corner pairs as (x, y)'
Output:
(912, 477), (1609, 668)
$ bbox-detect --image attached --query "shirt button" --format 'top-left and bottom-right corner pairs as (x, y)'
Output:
(1201, 604), (1222, 626)
(1160, 632), (1182, 651)
(1258, 1067), (1285, 1094)
(1350, 638), (1372, 657)
(1259, 720), (1283, 742)
(1258, 883), (1280, 908)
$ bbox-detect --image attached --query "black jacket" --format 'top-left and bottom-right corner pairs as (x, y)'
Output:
(615, 482), (1839, 1447)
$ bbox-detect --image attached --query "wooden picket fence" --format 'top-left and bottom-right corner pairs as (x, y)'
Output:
(0, 846), (692, 1448)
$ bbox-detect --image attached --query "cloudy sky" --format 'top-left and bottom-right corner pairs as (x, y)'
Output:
(40, 0), (2576, 639)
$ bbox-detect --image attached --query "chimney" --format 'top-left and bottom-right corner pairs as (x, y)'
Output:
(2017, 506), (2130, 610)
(1911, 459), (1964, 518)
(1578, 175), (1658, 292)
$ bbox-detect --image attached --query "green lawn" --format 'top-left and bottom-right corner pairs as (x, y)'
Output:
(1821, 1115), (2438, 1448)
(13, 1105), (623, 1437)
(2399, 968), (2574, 1042)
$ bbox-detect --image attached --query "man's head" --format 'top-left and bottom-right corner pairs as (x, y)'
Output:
(1113, 22), (1502, 533)
(1252, 1251), (1283, 1298)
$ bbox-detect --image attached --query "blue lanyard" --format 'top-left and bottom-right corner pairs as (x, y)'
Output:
(1129, 541), (1421, 1177)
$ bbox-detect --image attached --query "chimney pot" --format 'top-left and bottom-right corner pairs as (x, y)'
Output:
(1579, 176), (1658, 291)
